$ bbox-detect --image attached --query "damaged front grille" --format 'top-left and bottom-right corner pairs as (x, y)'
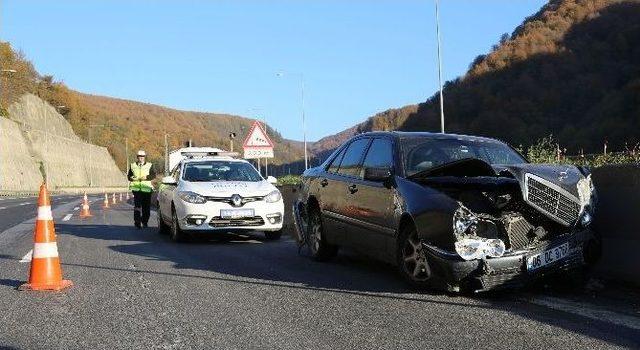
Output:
(501, 214), (532, 250)
(524, 174), (580, 226)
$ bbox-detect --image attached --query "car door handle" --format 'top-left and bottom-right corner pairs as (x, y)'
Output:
(348, 184), (358, 194)
(320, 179), (329, 187)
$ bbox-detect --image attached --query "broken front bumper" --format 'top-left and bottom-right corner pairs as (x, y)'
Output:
(291, 200), (306, 244)
(423, 229), (595, 293)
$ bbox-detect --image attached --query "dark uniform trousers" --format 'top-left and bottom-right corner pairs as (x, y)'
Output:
(133, 191), (152, 225)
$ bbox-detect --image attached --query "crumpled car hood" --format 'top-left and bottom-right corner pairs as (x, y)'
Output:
(498, 163), (586, 198)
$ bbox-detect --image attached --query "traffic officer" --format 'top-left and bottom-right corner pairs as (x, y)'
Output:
(128, 150), (156, 228)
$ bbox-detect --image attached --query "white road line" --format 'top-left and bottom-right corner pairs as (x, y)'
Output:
(0, 207), (6, 210)
(19, 250), (33, 263)
(19, 202), (29, 206)
(62, 214), (73, 221)
(73, 207), (80, 211)
(525, 296), (640, 330)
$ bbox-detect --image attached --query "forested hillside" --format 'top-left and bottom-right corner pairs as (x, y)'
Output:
(0, 42), (305, 171)
(313, 0), (640, 156)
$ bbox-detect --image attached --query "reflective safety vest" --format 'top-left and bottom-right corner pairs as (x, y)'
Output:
(129, 162), (153, 193)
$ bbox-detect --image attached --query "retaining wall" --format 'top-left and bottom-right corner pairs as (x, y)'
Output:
(0, 94), (127, 191)
(0, 117), (43, 192)
(592, 164), (640, 286)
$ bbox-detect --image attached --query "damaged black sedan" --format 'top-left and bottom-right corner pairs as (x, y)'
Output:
(293, 132), (599, 293)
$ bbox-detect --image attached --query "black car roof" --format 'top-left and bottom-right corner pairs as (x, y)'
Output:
(357, 131), (504, 143)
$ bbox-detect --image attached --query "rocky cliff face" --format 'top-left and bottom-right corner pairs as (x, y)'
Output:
(0, 94), (127, 191)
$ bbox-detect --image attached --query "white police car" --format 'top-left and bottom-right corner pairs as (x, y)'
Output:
(157, 152), (284, 242)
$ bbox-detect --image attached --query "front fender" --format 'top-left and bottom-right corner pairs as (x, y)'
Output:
(396, 177), (458, 250)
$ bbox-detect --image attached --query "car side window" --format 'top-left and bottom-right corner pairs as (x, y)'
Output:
(362, 138), (393, 170)
(337, 138), (370, 178)
(327, 147), (347, 174)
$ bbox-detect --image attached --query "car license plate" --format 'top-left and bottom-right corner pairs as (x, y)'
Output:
(526, 242), (570, 271)
(220, 209), (254, 219)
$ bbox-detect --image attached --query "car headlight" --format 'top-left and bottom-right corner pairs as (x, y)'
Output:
(265, 190), (282, 203)
(453, 205), (478, 237)
(455, 238), (506, 261)
(178, 191), (207, 204)
(577, 174), (594, 208)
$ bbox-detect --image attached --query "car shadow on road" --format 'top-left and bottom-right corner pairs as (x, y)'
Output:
(55, 222), (414, 295)
(54, 223), (640, 348)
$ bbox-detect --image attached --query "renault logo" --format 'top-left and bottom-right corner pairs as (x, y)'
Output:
(231, 194), (243, 207)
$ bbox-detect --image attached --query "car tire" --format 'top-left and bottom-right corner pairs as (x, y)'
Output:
(307, 208), (338, 261)
(397, 224), (432, 288)
(157, 204), (170, 235)
(264, 230), (282, 240)
(170, 207), (188, 243)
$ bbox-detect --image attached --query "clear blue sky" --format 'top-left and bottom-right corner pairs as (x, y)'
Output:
(1, 0), (546, 141)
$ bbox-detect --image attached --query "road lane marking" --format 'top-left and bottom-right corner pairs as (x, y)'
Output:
(19, 250), (32, 263)
(62, 214), (73, 221)
(73, 207), (80, 211)
(0, 207), (6, 210)
(525, 296), (640, 330)
(20, 202), (29, 206)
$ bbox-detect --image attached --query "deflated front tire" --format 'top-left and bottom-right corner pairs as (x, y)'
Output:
(397, 224), (433, 288)
(307, 208), (338, 261)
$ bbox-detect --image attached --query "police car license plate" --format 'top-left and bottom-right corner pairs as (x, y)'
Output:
(220, 209), (254, 219)
(526, 243), (570, 271)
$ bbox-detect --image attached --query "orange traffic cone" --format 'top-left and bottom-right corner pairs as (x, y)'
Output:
(103, 193), (110, 209)
(112, 193), (117, 205)
(19, 183), (73, 291)
(79, 192), (92, 218)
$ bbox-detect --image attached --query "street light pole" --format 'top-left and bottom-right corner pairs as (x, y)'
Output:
(301, 74), (308, 170)
(435, 0), (445, 134)
(277, 72), (308, 170)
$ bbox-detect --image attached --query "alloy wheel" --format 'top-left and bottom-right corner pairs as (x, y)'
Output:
(308, 214), (322, 254)
(401, 230), (431, 281)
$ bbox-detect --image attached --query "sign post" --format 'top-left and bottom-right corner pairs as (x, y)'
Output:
(243, 121), (274, 175)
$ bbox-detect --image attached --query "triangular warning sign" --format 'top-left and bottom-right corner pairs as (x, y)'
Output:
(243, 121), (274, 148)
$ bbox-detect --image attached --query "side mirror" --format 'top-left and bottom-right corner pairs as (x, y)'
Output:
(162, 176), (177, 185)
(363, 167), (393, 183)
(267, 176), (278, 185)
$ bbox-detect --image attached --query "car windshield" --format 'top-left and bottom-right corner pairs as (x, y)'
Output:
(182, 161), (263, 182)
(403, 137), (526, 176)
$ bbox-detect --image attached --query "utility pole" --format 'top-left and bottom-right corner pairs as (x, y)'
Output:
(435, 0), (445, 133)
(164, 134), (169, 175)
(125, 137), (129, 172)
(229, 132), (236, 152)
(262, 120), (268, 177)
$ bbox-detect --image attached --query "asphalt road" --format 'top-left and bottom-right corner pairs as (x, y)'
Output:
(0, 197), (639, 349)
(0, 195), (81, 232)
